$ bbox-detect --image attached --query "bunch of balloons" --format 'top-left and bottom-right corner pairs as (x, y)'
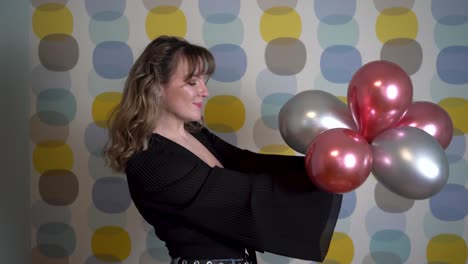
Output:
(279, 60), (453, 200)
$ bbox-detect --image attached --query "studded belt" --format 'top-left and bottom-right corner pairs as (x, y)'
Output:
(171, 256), (253, 264)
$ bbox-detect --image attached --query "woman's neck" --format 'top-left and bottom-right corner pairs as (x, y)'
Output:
(153, 115), (189, 140)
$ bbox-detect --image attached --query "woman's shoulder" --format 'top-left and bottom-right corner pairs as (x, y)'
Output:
(125, 134), (200, 190)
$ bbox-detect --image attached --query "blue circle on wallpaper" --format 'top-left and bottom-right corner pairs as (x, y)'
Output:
(370, 230), (411, 263)
(85, 0), (126, 21)
(445, 134), (466, 163)
(92, 177), (131, 214)
(256, 69), (297, 100)
(88, 70), (125, 97)
(429, 183), (468, 221)
(37, 223), (76, 258)
(436, 46), (468, 84)
(146, 230), (171, 261)
(434, 23), (468, 50)
(261, 93), (293, 129)
(93, 41), (133, 79)
(210, 44), (247, 82)
(317, 19), (359, 48)
(366, 207), (406, 237)
(203, 18), (244, 46)
(448, 159), (468, 185)
(199, 0), (240, 23)
(84, 123), (108, 156)
(37, 88), (76, 126)
(320, 45), (362, 83)
(314, 0), (356, 25)
(212, 131), (237, 147)
(89, 15), (129, 44)
(338, 191), (356, 218)
(431, 0), (468, 25)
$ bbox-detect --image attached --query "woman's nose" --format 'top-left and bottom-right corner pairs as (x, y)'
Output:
(198, 82), (209, 97)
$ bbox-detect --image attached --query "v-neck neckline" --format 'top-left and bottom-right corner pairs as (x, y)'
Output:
(151, 130), (223, 169)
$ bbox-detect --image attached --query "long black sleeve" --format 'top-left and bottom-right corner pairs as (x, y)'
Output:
(125, 130), (342, 261)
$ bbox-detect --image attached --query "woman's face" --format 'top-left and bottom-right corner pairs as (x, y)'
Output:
(160, 59), (209, 123)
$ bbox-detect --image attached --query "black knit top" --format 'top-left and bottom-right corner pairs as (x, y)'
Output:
(125, 126), (342, 261)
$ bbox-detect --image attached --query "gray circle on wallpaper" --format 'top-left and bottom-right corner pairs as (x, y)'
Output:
(265, 38), (306, 76)
(373, 0), (414, 12)
(31, 65), (71, 95)
(257, 0), (297, 11)
(381, 38), (422, 75)
(31, 0), (69, 7)
(29, 114), (69, 144)
(375, 182), (414, 213)
(39, 170), (79, 206)
(31, 200), (71, 228)
(143, 0), (182, 10)
(39, 34), (79, 71)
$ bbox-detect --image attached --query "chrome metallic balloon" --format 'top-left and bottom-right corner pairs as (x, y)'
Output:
(279, 90), (357, 154)
(371, 126), (449, 200)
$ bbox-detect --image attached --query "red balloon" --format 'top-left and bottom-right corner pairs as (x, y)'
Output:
(394, 101), (454, 149)
(305, 128), (373, 194)
(347, 60), (413, 142)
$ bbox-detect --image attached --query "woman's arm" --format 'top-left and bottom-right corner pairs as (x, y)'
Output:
(126, 145), (342, 261)
(198, 126), (317, 191)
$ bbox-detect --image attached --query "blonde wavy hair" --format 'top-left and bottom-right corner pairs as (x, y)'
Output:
(104, 36), (215, 172)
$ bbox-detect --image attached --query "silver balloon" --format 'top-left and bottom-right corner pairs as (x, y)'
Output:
(371, 126), (449, 200)
(278, 90), (357, 154)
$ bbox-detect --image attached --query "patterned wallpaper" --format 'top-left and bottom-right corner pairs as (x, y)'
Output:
(29, 1), (467, 263)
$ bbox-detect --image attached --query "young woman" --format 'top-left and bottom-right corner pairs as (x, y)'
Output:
(105, 35), (342, 264)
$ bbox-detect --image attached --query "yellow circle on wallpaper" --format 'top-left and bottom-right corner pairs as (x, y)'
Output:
(260, 7), (301, 42)
(325, 232), (354, 264)
(439, 97), (468, 134)
(33, 140), (73, 174)
(376, 8), (418, 43)
(146, 6), (187, 40)
(204, 95), (245, 133)
(259, 144), (295, 155)
(92, 226), (131, 261)
(32, 3), (73, 39)
(426, 234), (467, 263)
(92, 92), (122, 128)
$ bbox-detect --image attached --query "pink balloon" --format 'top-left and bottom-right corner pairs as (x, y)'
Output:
(305, 128), (373, 194)
(394, 101), (454, 149)
(347, 60), (413, 142)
